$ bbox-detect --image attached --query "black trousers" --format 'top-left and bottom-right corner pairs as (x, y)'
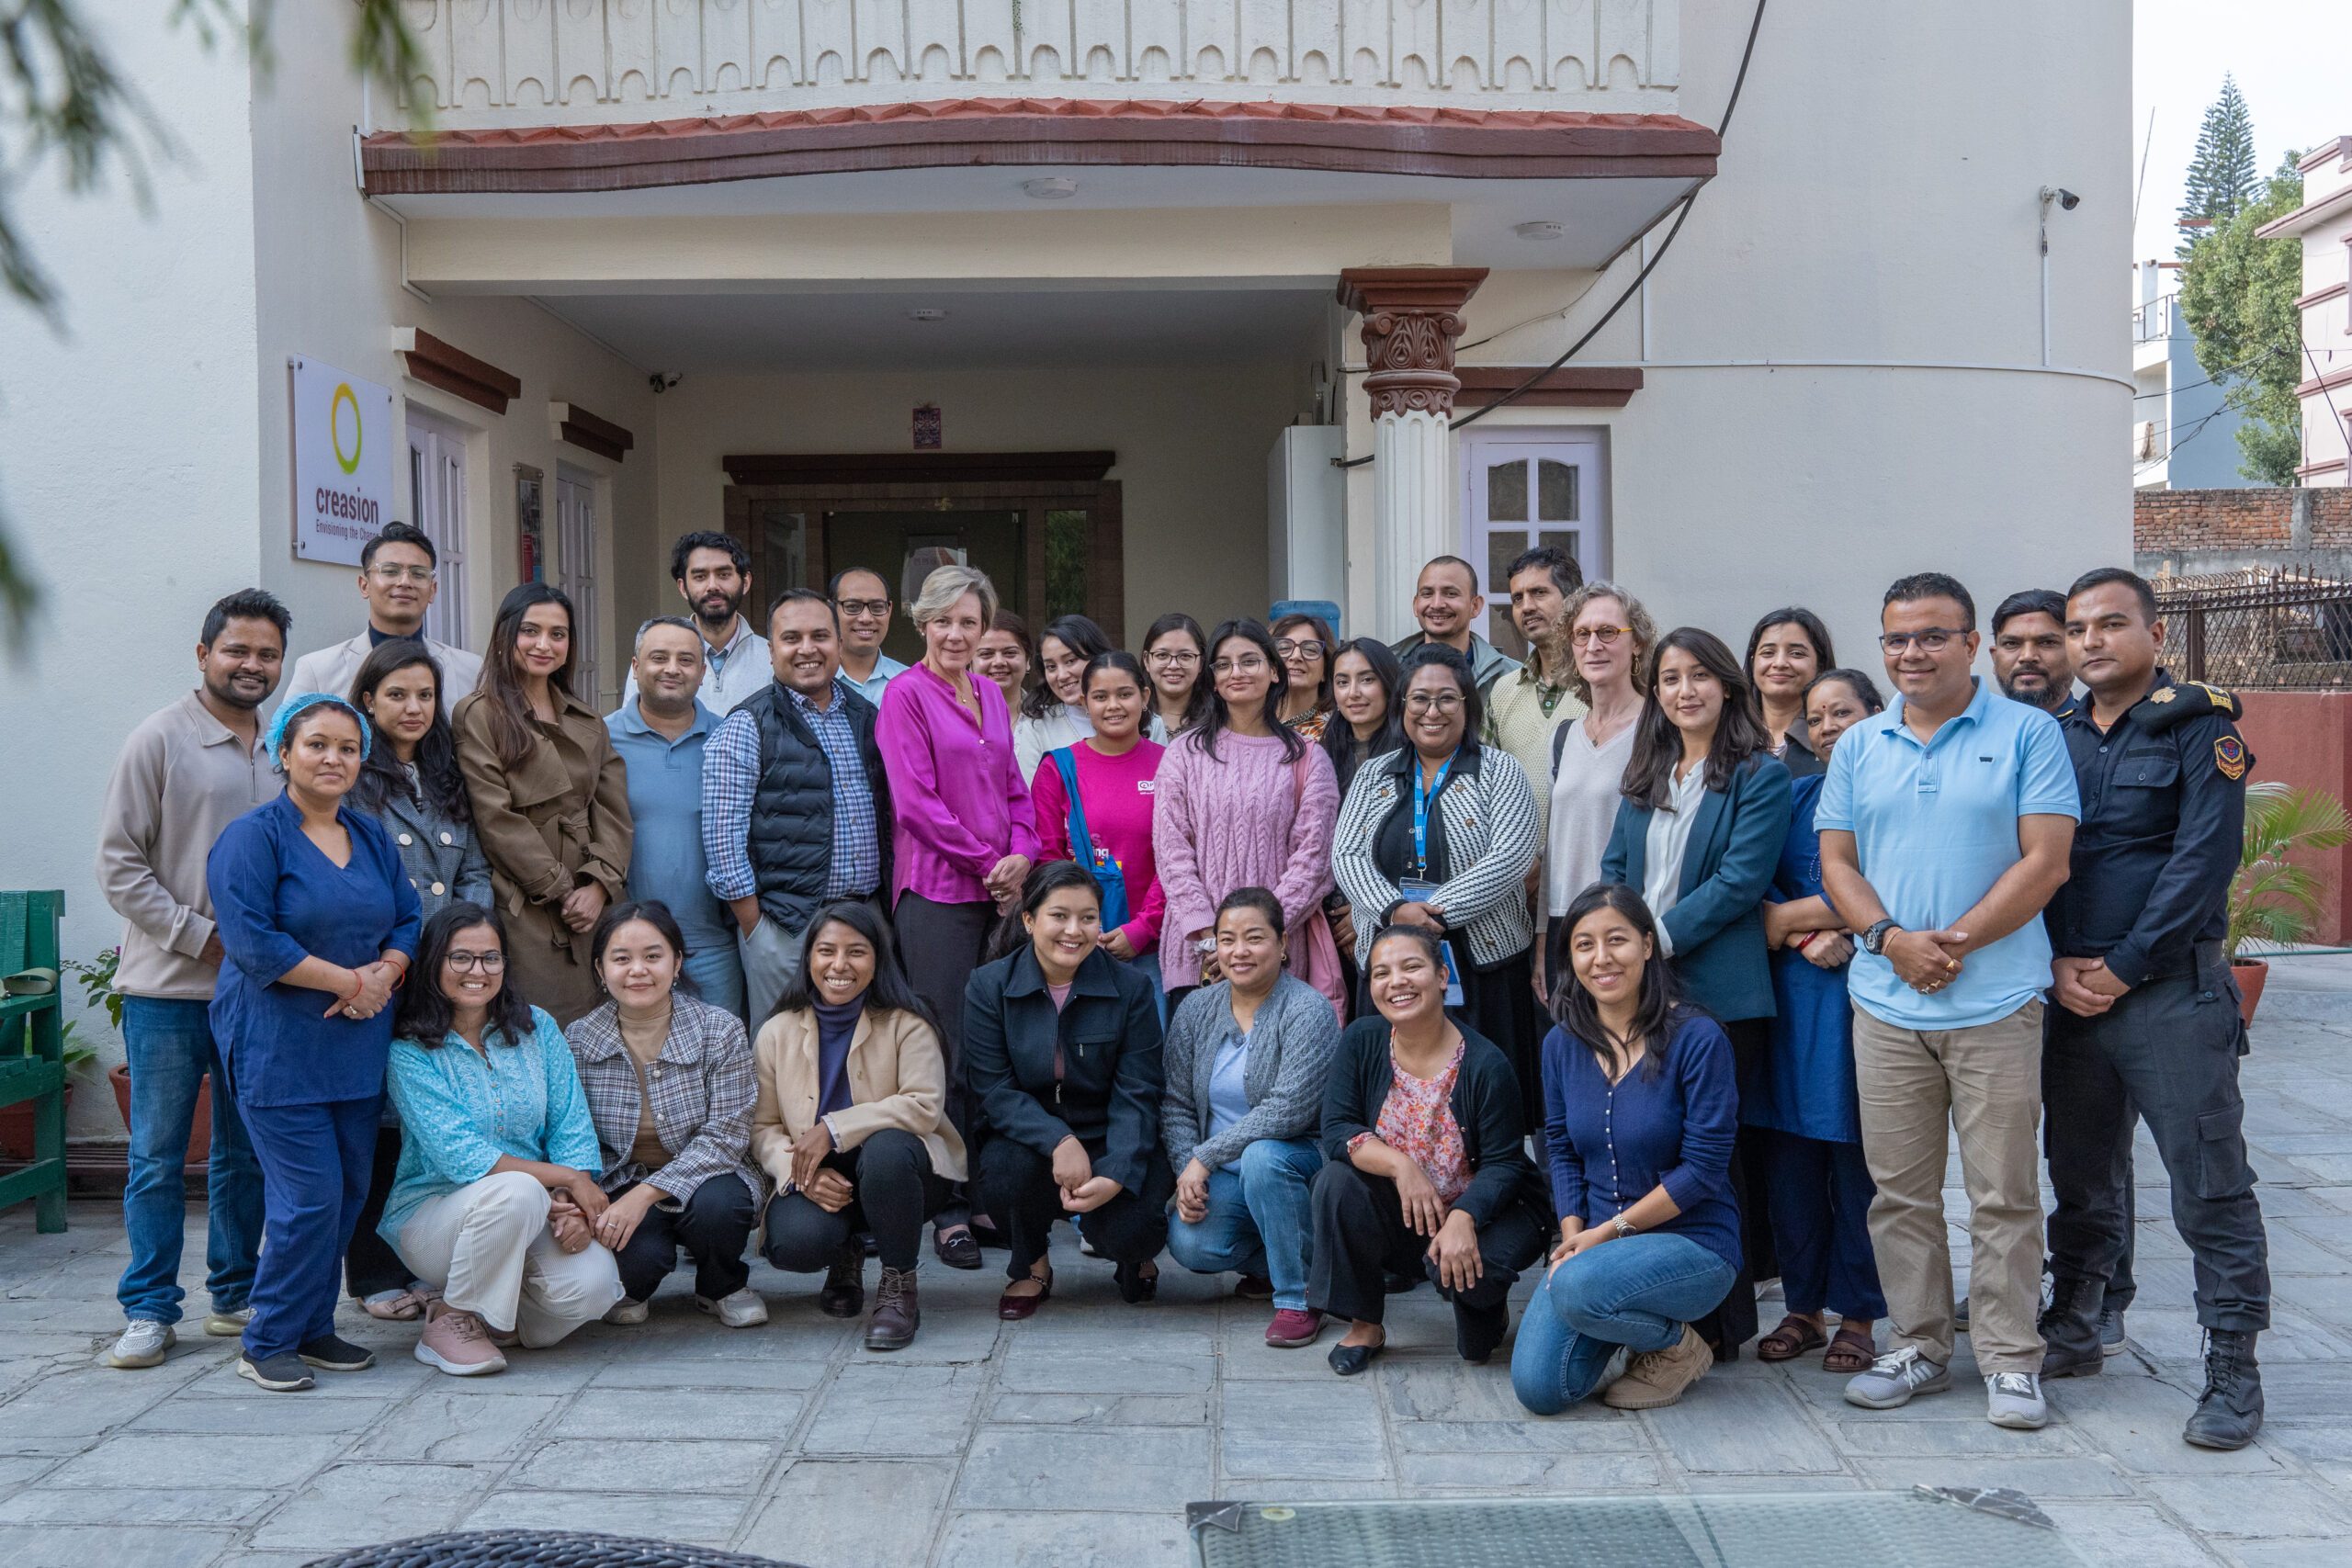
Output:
(344, 1122), (410, 1299)
(763, 1129), (952, 1275)
(1683, 1017), (1769, 1355)
(978, 1134), (1173, 1280)
(2044, 969), (2269, 1332)
(611, 1172), (759, 1303)
(1307, 1161), (1548, 1346)
(894, 893), (995, 1227)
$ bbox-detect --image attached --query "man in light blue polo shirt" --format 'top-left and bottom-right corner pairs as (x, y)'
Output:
(606, 616), (747, 1020)
(1817, 572), (2077, 1433)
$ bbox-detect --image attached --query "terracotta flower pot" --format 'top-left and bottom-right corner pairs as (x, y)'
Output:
(108, 1063), (213, 1168)
(0, 1080), (72, 1161)
(2231, 959), (2268, 1027)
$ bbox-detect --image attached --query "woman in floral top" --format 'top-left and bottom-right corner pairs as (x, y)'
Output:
(1308, 924), (1550, 1377)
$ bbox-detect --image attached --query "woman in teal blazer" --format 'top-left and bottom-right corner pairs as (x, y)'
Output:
(1598, 627), (1792, 1356)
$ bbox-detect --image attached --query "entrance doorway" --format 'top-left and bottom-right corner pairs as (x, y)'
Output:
(721, 452), (1124, 659)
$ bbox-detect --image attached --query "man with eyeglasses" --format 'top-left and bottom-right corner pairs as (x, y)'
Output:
(624, 532), (768, 715)
(285, 522), (481, 703)
(830, 566), (909, 705)
(1817, 571), (2078, 1433)
(1391, 556), (1517, 703)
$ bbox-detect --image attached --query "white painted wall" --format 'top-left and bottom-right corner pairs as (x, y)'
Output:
(651, 362), (1305, 636)
(2280, 145), (2352, 484)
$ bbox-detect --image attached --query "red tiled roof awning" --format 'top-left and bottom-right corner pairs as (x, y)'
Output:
(360, 97), (1719, 197)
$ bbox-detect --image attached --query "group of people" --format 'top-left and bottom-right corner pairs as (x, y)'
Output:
(92, 522), (2270, 1451)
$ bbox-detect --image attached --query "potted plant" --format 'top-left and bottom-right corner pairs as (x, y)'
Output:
(2226, 783), (2351, 1024)
(64, 947), (214, 1168)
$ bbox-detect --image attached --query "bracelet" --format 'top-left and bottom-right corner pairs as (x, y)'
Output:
(340, 971), (367, 1005)
(1792, 931), (1818, 953)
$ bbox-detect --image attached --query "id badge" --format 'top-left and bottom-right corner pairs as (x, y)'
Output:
(1397, 880), (1464, 1007)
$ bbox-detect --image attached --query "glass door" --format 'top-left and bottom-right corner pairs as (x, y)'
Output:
(1462, 432), (1607, 661)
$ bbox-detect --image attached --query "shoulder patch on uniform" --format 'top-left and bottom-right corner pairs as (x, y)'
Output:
(2192, 682), (2242, 717)
(2215, 736), (2247, 781)
(2150, 687), (2177, 704)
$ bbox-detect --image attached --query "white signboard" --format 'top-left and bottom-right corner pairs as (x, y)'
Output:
(289, 355), (394, 565)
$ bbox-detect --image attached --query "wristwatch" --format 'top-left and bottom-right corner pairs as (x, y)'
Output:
(1860, 919), (1900, 956)
(1611, 1216), (1638, 1239)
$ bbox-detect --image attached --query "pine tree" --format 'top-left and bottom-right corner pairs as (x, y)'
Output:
(2178, 76), (2261, 249)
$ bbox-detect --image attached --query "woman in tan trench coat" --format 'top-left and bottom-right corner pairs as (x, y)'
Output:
(454, 582), (632, 1024)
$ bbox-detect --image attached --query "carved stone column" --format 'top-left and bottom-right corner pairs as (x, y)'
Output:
(1338, 267), (1488, 640)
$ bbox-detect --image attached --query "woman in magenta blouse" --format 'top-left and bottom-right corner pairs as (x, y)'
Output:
(1030, 650), (1168, 1013)
(875, 563), (1039, 1267)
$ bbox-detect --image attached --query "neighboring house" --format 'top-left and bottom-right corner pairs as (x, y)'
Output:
(2259, 138), (2352, 487)
(2132, 259), (2251, 491)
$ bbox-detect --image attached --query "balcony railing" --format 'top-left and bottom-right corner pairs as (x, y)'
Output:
(2133, 292), (2179, 344)
(394, 0), (1681, 129)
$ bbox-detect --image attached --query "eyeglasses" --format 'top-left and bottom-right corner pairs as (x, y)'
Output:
(1147, 649), (1201, 667)
(1273, 639), (1326, 660)
(834, 599), (890, 618)
(445, 951), (505, 973)
(368, 565), (435, 585)
(1571, 625), (1630, 646)
(1210, 656), (1270, 676)
(1404, 692), (1465, 714)
(1879, 628), (1967, 654)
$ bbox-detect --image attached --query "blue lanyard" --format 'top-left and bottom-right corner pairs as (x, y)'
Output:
(1410, 750), (1456, 877)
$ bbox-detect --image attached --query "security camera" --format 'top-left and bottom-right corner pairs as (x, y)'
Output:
(2041, 186), (2081, 211)
(649, 371), (683, 394)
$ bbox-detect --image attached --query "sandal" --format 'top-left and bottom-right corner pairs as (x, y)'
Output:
(1756, 1314), (1826, 1362)
(1824, 1324), (1877, 1374)
(361, 1286), (431, 1323)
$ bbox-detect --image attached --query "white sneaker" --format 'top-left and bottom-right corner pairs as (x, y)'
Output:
(604, 1297), (650, 1325)
(103, 1320), (176, 1369)
(1985, 1371), (2050, 1429)
(1843, 1346), (1952, 1409)
(202, 1305), (251, 1337)
(696, 1288), (770, 1328)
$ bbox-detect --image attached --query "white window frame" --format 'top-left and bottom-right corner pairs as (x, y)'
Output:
(404, 404), (470, 649)
(554, 466), (603, 709)
(1457, 428), (1611, 650)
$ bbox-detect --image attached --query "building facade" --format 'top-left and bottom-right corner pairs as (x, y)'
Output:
(2261, 136), (2352, 487)
(0, 0), (2132, 1126)
(2132, 259), (2250, 491)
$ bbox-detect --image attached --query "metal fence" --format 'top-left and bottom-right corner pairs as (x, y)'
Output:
(2155, 568), (2352, 691)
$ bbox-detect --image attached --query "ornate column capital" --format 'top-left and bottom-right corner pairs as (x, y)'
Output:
(1338, 266), (1489, 419)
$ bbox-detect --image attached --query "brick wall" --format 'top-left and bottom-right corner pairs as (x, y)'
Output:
(2133, 490), (2292, 551)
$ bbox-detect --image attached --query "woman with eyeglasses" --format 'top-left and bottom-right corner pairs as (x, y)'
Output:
(974, 610), (1036, 717)
(1152, 618), (1345, 1016)
(1140, 612), (1213, 739)
(454, 583), (633, 1026)
(1600, 626), (1794, 1358)
(1014, 614), (1114, 784)
(1746, 607), (1838, 779)
(1752, 670), (1887, 1373)
(1544, 582), (1657, 987)
(1271, 613), (1338, 745)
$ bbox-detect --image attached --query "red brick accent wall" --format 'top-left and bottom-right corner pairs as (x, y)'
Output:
(2133, 491), (2291, 550)
(2319, 489), (2352, 547)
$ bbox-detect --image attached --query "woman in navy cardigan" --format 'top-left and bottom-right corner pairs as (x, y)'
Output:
(207, 694), (422, 1393)
(1600, 626), (1791, 1355)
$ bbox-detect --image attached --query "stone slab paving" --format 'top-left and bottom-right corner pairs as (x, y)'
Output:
(4, 958), (2351, 1567)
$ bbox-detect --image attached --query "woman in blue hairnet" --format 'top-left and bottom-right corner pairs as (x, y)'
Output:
(205, 693), (422, 1393)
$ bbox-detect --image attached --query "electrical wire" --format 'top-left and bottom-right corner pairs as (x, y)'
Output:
(1337, 0), (1770, 468)
(2301, 336), (2352, 478)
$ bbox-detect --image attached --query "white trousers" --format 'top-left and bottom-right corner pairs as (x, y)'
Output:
(394, 1170), (623, 1348)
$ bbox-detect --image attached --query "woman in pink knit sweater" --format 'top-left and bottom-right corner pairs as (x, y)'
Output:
(1152, 619), (1345, 1014)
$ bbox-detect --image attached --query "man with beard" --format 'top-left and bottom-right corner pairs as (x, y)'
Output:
(96, 590), (290, 1370)
(625, 531), (767, 714)
(285, 523), (481, 703)
(606, 617), (745, 1018)
(1990, 590), (2075, 714)
(1391, 556), (1517, 702)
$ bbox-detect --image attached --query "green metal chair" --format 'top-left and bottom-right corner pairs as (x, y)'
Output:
(0, 890), (69, 1231)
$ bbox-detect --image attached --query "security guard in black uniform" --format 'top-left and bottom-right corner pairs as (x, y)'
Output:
(2040, 568), (2269, 1450)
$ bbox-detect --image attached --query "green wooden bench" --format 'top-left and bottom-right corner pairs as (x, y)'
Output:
(0, 891), (69, 1231)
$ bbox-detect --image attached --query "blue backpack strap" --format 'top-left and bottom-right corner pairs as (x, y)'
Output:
(1050, 746), (1130, 930)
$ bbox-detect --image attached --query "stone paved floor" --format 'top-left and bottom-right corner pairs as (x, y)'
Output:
(4, 960), (2351, 1568)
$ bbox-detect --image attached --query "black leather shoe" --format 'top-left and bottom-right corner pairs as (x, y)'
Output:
(1114, 1258), (1159, 1304)
(2184, 1329), (2265, 1450)
(2038, 1275), (2106, 1380)
(296, 1334), (376, 1372)
(933, 1225), (983, 1270)
(1329, 1335), (1385, 1377)
(1454, 1301), (1509, 1365)
(820, 1244), (865, 1318)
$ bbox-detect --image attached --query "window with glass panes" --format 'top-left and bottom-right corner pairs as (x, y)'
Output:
(1460, 431), (1607, 661)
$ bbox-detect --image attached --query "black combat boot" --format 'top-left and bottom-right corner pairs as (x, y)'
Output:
(2183, 1329), (2264, 1450)
(2037, 1274), (2106, 1379)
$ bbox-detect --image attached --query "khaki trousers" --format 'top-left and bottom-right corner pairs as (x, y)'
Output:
(394, 1171), (623, 1348)
(1852, 1000), (2046, 1376)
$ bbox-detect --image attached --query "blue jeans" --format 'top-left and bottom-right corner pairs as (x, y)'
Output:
(1510, 1233), (1737, 1415)
(681, 932), (747, 1024)
(1166, 1137), (1321, 1311)
(117, 997), (265, 1325)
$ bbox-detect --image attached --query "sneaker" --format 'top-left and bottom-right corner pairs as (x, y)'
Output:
(696, 1288), (770, 1329)
(297, 1334), (376, 1372)
(1265, 1308), (1324, 1348)
(237, 1351), (315, 1393)
(202, 1305), (251, 1337)
(1604, 1324), (1713, 1410)
(1234, 1275), (1275, 1302)
(1844, 1347), (1952, 1409)
(414, 1300), (507, 1377)
(1985, 1371), (2050, 1429)
(604, 1297), (650, 1326)
(103, 1320), (175, 1369)
(1953, 1293), (1970, 1334)
(2099, 1303), (2128, 1356)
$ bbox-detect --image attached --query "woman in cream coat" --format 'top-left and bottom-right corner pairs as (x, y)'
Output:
(751, 901), (967, 1351)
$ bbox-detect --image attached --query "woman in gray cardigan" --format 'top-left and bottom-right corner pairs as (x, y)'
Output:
(1163, 887), (1341, 1349)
